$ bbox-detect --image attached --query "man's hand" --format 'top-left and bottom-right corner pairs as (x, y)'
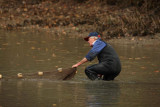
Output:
(72, 64), (79, 68)
(72, 57), (88, 68)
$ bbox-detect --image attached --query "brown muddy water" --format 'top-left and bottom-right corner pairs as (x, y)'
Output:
(0, 30), (160, 107)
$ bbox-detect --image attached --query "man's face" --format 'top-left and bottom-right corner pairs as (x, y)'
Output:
(88, 37), (95, 47)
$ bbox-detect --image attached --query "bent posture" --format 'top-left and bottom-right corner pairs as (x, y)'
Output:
(72, 32), (121, 80)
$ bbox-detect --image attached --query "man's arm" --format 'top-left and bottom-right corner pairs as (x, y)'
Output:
(72, 57), (88, 68)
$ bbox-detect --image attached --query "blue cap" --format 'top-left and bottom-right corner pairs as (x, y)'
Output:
(84, 32), (100, 41)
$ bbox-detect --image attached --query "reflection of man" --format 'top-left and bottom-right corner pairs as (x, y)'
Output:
(85, 82), (120, 106)
(72, 32), (121, 80)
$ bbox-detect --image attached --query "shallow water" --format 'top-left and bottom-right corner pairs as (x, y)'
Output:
(0, 30), (160, 107)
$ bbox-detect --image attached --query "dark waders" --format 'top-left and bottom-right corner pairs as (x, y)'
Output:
(85, 44), (121, 81)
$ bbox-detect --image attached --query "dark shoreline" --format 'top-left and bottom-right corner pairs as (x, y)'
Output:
(0, 0), (160, 39)
(108, 34), (160, 46)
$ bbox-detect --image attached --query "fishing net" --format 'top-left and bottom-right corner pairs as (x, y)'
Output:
(1, 68), (77, 81)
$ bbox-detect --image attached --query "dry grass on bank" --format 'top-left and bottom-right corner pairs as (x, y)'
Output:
(0, 0), (160, 38)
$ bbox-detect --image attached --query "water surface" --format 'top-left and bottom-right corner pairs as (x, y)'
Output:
(0, 30), (160, 107)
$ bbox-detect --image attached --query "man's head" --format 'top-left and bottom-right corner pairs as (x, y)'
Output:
(84, 32), (100, 41)
(84, 32), (101, 47)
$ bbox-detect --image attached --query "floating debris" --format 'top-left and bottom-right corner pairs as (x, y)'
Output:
(38, 72), (43, 76)
(128, 58), (133, 60)
(52, 53), (56, 57)
(31, 47), (36, 50)
(135, 57), (141, 60)
(17, 73), (23, 78)
(57, 68), (62, 72)
(140, 67), (146, 69)
(16, 42), (21, 45)
(0, 74), (2, 79)
(52, 104), (57, 106)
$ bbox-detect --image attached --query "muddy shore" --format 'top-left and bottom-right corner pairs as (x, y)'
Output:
(108, 34), (160, 46)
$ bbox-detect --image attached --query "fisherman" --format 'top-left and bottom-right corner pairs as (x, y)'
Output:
(72, 32), (121, 80)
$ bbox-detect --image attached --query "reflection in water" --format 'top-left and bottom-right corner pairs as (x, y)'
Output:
(0, 80), (160, 107)
(0, 80), (120, 107)
(84, 82), (120, 107)
(0, 30), (160, 107)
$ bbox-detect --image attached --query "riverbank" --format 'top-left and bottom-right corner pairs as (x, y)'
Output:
(0, 0), (160, 39)
(108, 33), (160, 46)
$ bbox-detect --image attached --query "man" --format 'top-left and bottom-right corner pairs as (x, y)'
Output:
(72, 32), (121, 80)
